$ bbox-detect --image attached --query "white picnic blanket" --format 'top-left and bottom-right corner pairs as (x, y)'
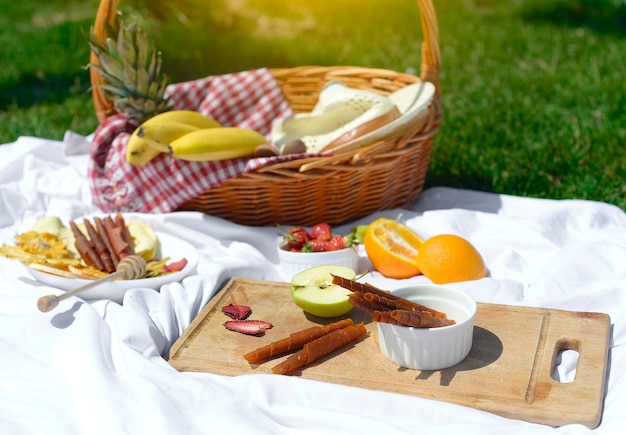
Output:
(1, 131), (625, 434)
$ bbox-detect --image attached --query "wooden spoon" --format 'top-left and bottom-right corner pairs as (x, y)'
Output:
(36, 255), (147, 313)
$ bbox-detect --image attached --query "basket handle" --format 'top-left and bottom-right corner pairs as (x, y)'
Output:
(90, 0), (120, 123)
(417, 0), (440, 87)
(90, 0), (440, 122)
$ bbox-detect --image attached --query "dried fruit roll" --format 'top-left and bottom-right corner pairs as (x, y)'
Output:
(103, 216), (133, 259)
(394, 297), (447, 319)
(333, 275), (448, 319)
(94, 216), (119, 268)
(83, 218), (115, 273)
(390, 309), (455, 328)
(69, 220), (105, 271)
(348, 293), (389, 315)
(363, 291), (401, 311)
(115, 213), (134, 248)
(271, 323), (366, 375)
(243, 318), (354, 363)
(370, 310), (403, 325)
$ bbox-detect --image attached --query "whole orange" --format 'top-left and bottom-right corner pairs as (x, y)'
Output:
(416, 234), (486, 284)
(363, 218), (424, 279)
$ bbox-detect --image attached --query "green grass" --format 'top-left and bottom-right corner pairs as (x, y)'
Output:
(1, 0), (624, 210)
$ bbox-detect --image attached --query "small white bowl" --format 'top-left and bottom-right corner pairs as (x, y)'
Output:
(277, 244), (359, 281)
(377, 284), (476, 370)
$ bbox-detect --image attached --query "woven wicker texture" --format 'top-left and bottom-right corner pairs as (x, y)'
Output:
(91, 0), (442, 226)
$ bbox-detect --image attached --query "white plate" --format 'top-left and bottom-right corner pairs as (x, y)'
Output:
(27, 232), (198, 303)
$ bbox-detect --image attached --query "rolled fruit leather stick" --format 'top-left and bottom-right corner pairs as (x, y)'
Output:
(69, 220), (105, 271)
(271, 323), (366, 375)
(83, 218), (115, 273)
(243, 318), (355, 363)
(103, 215), (133, 259)
(115, 213), (134, 249)
(95, 216), (119, 267)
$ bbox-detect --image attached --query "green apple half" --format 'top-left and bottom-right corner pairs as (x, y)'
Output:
(290, 264), (356, 318)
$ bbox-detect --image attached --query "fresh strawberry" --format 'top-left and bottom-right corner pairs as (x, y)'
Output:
(327, 235), (347, 251)
(303, 238), (330, 252)
(281, 226), (311, 250)
(311, 223), (332, 241)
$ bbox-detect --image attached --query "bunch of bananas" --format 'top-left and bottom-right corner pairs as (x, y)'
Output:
(125, 110), (269, 166)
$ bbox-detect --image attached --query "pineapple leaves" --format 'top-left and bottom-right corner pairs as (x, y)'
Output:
(86, 13), (171, 123)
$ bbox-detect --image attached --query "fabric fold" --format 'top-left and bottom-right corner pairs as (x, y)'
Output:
(1, 133), (625, 434)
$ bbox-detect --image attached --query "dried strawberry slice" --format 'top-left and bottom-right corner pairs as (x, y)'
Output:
(224, 320), (273, 336)
(221, 304), (252, 320)
(162, 258), (188, 273)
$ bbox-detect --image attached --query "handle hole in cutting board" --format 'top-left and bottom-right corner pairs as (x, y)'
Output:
(551, 338), (580, 383)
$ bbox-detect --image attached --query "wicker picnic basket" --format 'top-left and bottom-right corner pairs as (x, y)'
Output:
(90, 0), (442, 226)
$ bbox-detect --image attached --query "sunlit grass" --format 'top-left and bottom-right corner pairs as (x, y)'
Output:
(1, 0), (624, 210)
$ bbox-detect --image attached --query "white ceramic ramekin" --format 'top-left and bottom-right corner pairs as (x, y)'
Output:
(277, 244), (359, 281)
(377, 284), (477, 370)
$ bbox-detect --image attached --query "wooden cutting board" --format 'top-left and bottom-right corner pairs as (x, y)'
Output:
(168, 278), (610, 428)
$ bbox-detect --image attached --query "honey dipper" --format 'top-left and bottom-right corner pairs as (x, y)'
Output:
(37, 255), (147, 313)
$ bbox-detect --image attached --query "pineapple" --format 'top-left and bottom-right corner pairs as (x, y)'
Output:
(87, 14), (171, 124)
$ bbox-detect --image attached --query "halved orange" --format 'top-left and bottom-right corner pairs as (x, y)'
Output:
(416, 234), (486, 284)
(363, 218), (424, 278)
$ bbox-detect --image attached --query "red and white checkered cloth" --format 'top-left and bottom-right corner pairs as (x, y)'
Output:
(88, 68), (298, 213)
